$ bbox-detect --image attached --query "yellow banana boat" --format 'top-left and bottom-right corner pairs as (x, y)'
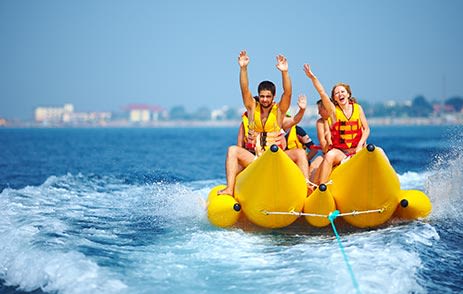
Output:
(207, 144), (432, 229)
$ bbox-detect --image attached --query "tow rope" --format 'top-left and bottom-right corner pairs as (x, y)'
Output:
(260, 207), (385, 293)
(261, 208), (384, 218)
(328, 210), (361, 293)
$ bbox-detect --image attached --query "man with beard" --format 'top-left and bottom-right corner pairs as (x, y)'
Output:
(218, 51), (309, 196)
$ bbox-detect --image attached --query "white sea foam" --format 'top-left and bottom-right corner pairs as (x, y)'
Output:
(398, 171), (430, 190)
(392, 127), (463, 222)
(0, 179), (128, 293)
(127, 223), (434, 294)
(0, 171), (446, 294)
(0, 174), (207, 294)
(424, 130), (463, 221)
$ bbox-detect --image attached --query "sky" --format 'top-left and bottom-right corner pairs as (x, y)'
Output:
(1, 0), (462, 120)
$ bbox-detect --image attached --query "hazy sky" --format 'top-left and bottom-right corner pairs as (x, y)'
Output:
(1, 0), (462, 119)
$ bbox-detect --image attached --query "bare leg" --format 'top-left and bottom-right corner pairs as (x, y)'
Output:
(218, 146), (255, 196)
(317, 149), (346, 184)
(309, 155), (323, 182)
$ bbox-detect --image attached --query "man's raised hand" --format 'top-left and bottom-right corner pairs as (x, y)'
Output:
(276, 54), (288, 72)
(238, 50), (250, 68)
(298, 94), (307, 110)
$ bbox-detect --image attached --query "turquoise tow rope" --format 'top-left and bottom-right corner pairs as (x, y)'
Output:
(328, 210), (361, 293)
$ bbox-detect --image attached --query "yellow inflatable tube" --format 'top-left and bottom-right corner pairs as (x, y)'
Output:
(329, 145), (400, 228)
(303, 184), (336, 227)
(235, 145), (307, 228)
(395, 189), (432, 220)
(207, 184), (241, 228)
(207, 144), (432, 229)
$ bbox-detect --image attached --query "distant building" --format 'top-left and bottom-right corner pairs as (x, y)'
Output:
(71, 112), (112, 123)
(125, 104), (166, 123)
(211, 106), (229, 120)
(35, 104), (74, 123)
(433, 103), (457, 113)
(211, 106), (241, 121)
(34, 104), (111, 124)
(384, 100), (397, 107)
(403, 100), (412, 107)
(130, 109), (151, 122)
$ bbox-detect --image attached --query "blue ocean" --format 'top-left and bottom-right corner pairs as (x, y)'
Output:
(1, 125), (462, 294)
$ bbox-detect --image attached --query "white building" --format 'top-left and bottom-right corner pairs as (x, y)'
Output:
(130, 109), (151, 122)
(34, 104), (111, 124)
(126, 104), (165, 123)
(35, 104), (74, 123)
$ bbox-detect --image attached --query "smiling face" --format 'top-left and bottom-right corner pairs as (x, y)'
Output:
(332, 85), (349, 106)
(331, 83), (352, 107)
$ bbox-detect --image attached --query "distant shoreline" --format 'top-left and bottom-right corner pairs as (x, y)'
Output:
(1, 116), (462, 128)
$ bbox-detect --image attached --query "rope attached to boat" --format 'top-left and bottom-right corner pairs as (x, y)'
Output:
(260, 207), (384, 294)
(261, 208), (384, 217)
(328, 210), (361, 293)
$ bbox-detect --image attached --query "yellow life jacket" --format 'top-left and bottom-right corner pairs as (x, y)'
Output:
(285, 126), (303, 150)
(244, 102), (283, 155)
(241, 112), (253, 151)
(330, 102), (363, 149)
(252, 102), (281, 132)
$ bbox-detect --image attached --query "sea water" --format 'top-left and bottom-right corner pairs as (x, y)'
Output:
(0, 125), (462, 294)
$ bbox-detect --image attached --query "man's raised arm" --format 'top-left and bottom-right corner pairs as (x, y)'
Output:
(238, 50), (254, 110)
(276, 54), (292, 114)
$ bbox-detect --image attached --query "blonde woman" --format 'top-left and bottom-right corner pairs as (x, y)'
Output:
(303, 64), (370, 185)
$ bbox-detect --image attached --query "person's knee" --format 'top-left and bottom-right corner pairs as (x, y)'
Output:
(229, 145), (240, 154)
(227, 145), (240, 160)
(294, 150), (308, 166)
(298, 150), (308, 162)
(286, 149), (303, 161)
(324, 152), (336, 164)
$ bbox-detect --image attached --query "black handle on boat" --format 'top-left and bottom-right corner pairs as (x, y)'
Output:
(270, 144), (279, 152)
(400, 199), (409, 208)
(367, 144), (375, 152)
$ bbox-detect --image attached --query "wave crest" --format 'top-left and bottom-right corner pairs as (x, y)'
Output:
(425, 127), (463, 221)
(0, 174), (206, 293)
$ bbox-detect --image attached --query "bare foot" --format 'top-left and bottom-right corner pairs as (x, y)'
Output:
(217, 188), (234, 196)
(306, 179), (318, 196)
(307, 186), (315, 196)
